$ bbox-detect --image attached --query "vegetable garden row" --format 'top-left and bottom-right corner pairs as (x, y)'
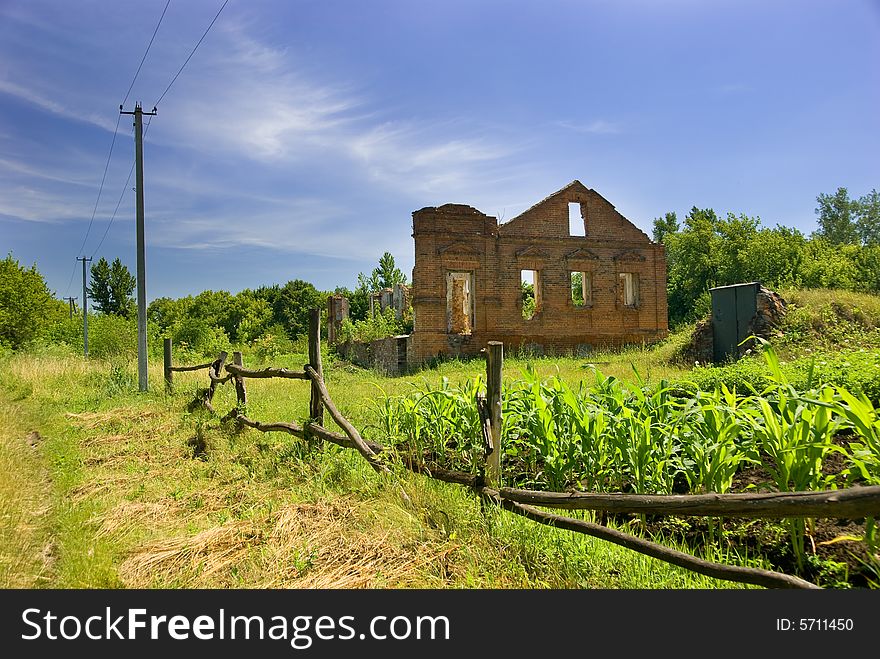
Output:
(167, 314), (880, 588)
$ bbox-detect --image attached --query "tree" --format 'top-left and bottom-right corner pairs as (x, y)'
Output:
(373, 251), (407, 290)
(334, 285), (369, 322)
(254, 279), (325, 339)
(88, 257), (136, 317)
(0, 253), (62, 348)
(855, 189), (880, 246)
(815, 187), (859, 245)
(652, 211), (679, 243)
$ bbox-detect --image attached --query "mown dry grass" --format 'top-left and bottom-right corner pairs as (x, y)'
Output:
(118, 497), (458, 589)
(0, 352), (756, 590)
(0, 395), (55, 587)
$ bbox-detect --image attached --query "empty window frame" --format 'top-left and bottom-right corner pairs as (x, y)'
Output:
(571, 271), (592, 307)
(618, 272), (639, 307)
(568, 203), (585, 236)
(521, 269), (541, 320)
(446, 271), (474, 334)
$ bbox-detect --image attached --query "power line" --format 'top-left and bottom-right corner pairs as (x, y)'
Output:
(65, 2), (173, 294)
(121, 0), (172, 109)
(154, 0), (229, 107)
(73, 112), (122, 260)
(91, 117), (153, 260)
(62, 259), (79, 297)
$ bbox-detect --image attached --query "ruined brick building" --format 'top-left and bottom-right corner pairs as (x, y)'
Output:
(408, 180), (668, 363)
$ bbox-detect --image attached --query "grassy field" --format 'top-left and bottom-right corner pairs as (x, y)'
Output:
(0, 349), (765, 590)
(1, 288), (878, 589)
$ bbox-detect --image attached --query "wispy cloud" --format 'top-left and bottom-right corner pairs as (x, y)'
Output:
(0, 183), (93, 223)
(0, 79), (118, 133)
(555, 119), (622, 135)
(0, 156), (97, 188)
(348, 121), (518, 196)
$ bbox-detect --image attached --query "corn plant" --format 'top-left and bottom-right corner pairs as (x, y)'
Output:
(743, 385), (841, 570)
(832, 387), (880, 485)
(680, 386), (754, 495)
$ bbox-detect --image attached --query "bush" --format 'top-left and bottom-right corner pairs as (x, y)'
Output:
(679, 349), (880, 403)
(170, 316), (230, 359)
(0, 253), (64, 348)
(88, 314), (138, 359)
(337, 308), (407, 343)
(250, 323), (295, 361)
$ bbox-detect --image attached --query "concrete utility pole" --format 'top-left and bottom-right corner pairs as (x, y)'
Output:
(121, 103), (157, 392)
(64, 296), (77, 320)
(77, 257), (91, 355)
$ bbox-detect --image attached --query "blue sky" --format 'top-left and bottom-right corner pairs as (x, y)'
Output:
(2, 0), (878, 303)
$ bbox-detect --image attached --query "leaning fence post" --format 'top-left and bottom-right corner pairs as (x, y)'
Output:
(163, 337), (173, 394)
(308, 308), (324, 426)
(232, 351), (247, 407)
(486, 341), (503, 488)
(205, 351), (228, 412)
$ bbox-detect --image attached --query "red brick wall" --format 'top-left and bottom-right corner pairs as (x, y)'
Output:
(410, 182), (668, 362)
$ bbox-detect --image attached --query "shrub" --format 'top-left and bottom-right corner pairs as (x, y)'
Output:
(337, 308), (407, 344)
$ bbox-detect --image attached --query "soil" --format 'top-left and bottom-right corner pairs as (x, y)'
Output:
(410, 429), (880, 589)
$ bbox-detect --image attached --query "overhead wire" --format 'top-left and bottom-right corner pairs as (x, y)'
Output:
(64, 1), (172, 294)
(121, 0), (172, 109)
(67, 112), (122, 290)
(153, 0), (229, 108)
(70, 0), (229, 285)
(91, 118), (153, 260)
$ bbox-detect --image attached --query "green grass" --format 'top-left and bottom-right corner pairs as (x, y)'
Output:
(3, 287), (879, 589)
(0, 353), (754, 589)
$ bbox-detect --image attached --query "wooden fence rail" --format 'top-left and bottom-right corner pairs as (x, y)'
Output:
(162, 310), (880, 590)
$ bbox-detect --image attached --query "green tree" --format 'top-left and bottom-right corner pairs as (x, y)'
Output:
(255, 280), (325, 339)
(373, 251), (408, 290)
(88, 257), (136, 317)
(0, 253), (62, 348)
(741, 226), (806, 287)
(815, 187), (859, 245)
(652, 211), (679, 243)
(334, 285), (369, 322)
(855, 189), (880, 246)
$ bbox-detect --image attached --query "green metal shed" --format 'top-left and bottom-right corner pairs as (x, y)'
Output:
(709, 282), (760, 362)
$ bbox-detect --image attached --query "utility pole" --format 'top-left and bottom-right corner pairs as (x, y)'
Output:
(64, 296), (77, 320)
(121, 103), (157, 392)
(77, 257), (91, 355)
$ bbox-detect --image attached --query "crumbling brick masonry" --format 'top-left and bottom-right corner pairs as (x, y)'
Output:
(409, 180), (668, 362)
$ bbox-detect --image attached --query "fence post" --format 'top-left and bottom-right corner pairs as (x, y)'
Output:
(205, 351), (228, 411)
(163, 337), (173, 394)
(233, 351), (247, 407)
(308, 308), (324, 426)
(486, 341), (503, 488)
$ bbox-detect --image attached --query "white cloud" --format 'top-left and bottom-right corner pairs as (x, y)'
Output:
(0, 78), (118, 133)
(555, 119), (622, 135)
(0, 157), (97, 188)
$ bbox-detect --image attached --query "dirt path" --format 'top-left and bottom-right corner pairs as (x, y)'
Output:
(0, 390), (56, 587)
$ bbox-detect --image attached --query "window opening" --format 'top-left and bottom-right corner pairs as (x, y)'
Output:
(446, 272), (473, 334)
(521, 270), (540, 320)
(619, 272), (639, 307)
(571, 271), (592, 306)
(568, 203), (585, 236)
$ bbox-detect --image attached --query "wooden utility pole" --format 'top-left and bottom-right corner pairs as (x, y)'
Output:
(121, 103), (157, 392)
(64, 296), (77, 320)
(77, 257), (91, 356)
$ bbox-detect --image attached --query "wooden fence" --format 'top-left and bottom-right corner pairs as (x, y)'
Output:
(163, 309), (880, 590)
